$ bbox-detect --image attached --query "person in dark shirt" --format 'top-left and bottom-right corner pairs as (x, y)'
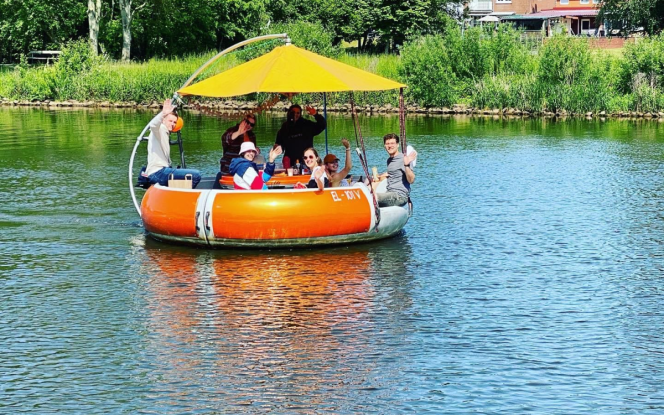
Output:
(219, 114), (257, 173)
(275, 104), (326, 169)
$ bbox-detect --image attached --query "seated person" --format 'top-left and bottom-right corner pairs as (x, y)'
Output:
(229, 142), (282, 190)
(372, 133), (417, 207)
(144, 99), (201, 188)
(324, 138), (353, 187)
(220, 114), (257, 174)
(296, 147), (328, 190)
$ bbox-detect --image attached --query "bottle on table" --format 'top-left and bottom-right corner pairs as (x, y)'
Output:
(293, 159), (301, 176)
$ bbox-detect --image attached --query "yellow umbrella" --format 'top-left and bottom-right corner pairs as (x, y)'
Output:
(177, 44), (406, 97)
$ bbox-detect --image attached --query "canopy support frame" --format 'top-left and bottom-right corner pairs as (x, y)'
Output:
(350, 92), (381, 231)
(323, 92), (328, 155)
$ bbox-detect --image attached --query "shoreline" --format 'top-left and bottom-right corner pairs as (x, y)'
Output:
(2, 98), (664, 120)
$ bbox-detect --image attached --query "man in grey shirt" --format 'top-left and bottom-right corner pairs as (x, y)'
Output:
(372, 133), (417, 207)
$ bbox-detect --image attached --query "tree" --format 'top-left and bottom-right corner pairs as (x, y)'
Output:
(0, 0), (86, 63)
(88, 0), (102, 55)
(119, 0), (146, 61)
(599, 0), (664, 35)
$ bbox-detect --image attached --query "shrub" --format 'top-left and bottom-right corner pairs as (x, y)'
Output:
(399, 35), (458, 107)
(51, 39), (105, 100)
(538, 36), (591, 86)
(619, 34), (664, 93)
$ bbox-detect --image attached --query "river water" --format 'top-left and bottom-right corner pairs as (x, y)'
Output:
(1, 107), (664, 414)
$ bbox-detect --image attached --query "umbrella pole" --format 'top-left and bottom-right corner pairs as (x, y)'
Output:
(324, 92), (328, 155)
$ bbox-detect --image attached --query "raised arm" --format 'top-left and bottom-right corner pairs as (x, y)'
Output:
(261, 145), (283, 183)
(341, 138), (352, 172)
(148, 99), (173, 131)
(403, 150), (417, 184)
(332, 138), (353, 182)
(305, 106), (327, 136)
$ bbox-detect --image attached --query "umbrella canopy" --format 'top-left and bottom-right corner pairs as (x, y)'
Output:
(479, 15), (501, 22)
(178, 44), (406, 98)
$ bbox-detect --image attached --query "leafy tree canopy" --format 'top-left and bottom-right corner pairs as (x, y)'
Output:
(599, 0), (664, 35)
(0, 0), (464, 63)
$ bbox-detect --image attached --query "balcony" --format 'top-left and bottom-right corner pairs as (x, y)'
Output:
(468, 0), (493, 13)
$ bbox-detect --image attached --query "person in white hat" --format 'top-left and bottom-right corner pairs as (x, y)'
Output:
(229, 142), (282, 190)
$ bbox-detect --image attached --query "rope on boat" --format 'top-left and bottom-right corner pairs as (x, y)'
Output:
(399, 87), (414, 215)
(399, 87), (407, 154)
(350, 92), (381, 231)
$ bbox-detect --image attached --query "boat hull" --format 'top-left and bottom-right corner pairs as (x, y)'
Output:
(140, 183), (409, 248)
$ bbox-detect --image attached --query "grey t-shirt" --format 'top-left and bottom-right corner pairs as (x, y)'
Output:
(385, 153), (410, 197)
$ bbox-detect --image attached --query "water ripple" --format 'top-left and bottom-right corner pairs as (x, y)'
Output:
(2, 111), (664, 413)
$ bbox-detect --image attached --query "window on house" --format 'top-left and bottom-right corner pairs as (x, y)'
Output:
(580, 0), (589, 4)
(496, 0), (511, 3)
(560, 0), (569, 4)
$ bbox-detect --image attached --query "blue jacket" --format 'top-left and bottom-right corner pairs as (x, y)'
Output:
(229, 158), (276, 190)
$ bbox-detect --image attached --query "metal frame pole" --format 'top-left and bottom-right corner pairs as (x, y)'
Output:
(324, 92), (328, 155)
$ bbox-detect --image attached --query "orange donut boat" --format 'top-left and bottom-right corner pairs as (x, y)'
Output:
(140, 182), (410, 248)
(128, 35), (412, 248)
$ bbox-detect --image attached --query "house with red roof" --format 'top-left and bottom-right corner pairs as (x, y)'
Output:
(469, 0), (603, 37)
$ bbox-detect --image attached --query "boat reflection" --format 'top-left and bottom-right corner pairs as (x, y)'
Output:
(138, 239), (414, 407)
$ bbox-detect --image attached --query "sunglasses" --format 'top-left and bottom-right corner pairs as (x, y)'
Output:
(245, 119), (255, 127)
(304, 155), (316, 160)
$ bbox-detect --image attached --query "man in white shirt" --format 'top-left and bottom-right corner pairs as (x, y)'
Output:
(144, 99), (201, 188)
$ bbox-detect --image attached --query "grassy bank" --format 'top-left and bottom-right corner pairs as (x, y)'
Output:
(2, 30), (664, 113)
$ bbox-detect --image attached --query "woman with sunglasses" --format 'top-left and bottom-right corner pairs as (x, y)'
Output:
(298, 147), (329, 190)
(219, 114), (258, 174)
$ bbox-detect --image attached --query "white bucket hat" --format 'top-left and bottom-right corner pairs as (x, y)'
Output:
(239, 141), (258, 155)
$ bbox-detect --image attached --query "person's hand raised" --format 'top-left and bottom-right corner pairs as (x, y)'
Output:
(404, 150), (418, 166)
(238, 120), (250, 134)
(341, 138), (350, 149)
(305, 105), (317, 116)
(268, 145), (283, 163)
(161, 99), (176, 116)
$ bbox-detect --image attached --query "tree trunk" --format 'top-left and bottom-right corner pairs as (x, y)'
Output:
(87, 0), (102, 55)
(120, 0), (132, 61)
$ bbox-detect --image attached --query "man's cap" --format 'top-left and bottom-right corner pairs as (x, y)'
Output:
(324, 154), (339, 164)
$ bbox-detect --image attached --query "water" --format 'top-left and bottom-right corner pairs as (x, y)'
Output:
(1, 108), (664, 413)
